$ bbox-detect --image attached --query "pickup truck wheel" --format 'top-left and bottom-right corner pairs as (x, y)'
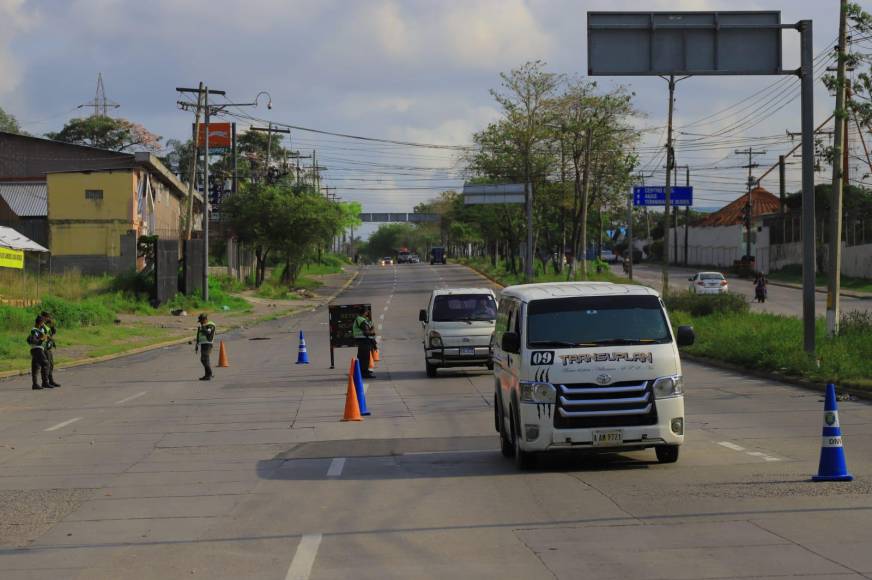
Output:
(512, 412), (535, 470)
(425, 361), (438, 378)
(655, 445), (680, 464)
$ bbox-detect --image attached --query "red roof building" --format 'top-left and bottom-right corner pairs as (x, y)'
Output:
(697, 187), (781, 227)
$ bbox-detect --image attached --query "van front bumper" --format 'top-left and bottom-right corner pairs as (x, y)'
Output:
(518, 396), (684, 452)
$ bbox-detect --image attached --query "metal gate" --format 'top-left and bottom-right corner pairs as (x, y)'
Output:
(155, 239), (179, 304)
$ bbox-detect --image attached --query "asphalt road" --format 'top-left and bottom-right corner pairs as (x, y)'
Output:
(615, 262), (871, 318)
(1, 263), (871, 579)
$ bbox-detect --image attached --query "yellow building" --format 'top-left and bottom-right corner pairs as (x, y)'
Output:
(47, 153), (197, 274)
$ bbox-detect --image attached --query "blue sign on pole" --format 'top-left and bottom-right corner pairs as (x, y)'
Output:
(633, 186), (693, 206)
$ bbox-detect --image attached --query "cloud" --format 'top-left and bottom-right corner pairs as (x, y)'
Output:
(0, 0), (39, 96)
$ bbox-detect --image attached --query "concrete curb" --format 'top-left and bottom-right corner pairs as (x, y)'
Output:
(0, 268), (360, 382)
(680, 352), (871, 401)
(767, 280), (872, 300)
(460, 261), (506, 289)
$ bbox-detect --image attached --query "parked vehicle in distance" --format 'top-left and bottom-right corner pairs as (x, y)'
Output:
(600, 249), (618, 263)
(397, 249), (411, 263)
(380, 256), (394, 266)
(492, 282), (694, 469)
(688, 272), (729, 294)
(430, 246), (447, 264)
(419, 288), (498, 377)
(409, 254), (421, 263)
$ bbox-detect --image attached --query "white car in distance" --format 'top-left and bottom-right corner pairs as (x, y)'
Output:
(688, 272), (729, 295)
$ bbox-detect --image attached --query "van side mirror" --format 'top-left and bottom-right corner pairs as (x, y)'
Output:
(419, 309), (427, 323)
(501, 331), (520, 354)
(676, 325), (695, 347)
(688, 276), (694, 281)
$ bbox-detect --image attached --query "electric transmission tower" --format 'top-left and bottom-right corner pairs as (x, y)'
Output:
(77, 73), (120, 117)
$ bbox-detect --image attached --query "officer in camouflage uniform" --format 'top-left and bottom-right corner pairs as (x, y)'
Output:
(40, 311), (61, 387)
(28, 315), (50, 390)
(352, 309), (375, 378)
(195, 313), (217, 381)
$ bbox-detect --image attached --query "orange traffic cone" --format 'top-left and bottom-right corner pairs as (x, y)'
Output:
(372, 346), (380, 363)
(369, 350), (375, 371)
(341, 358), (362, 422)
(217, 341), (229, 368)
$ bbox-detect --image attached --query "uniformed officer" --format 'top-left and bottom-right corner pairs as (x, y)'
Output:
(352, 308), (375, 378)
(40, 311), (61, 388)
(194, 313), (217, 381)
(28, 315), (50, 390)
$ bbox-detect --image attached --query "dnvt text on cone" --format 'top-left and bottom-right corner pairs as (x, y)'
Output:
(812, 383), (853, 482)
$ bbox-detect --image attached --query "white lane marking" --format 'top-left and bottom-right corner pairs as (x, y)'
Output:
(115, 391), (147, 405)
(326, 457), (346, 477)
(717, 441), (745, 452)
(45, 417), (82, 432)
(377, 324), (383, 331)
(383, 305), (389, 311)
(379, 314), (385, 320)
(746, 451), (782, 462)
(285, 533), (323, 580)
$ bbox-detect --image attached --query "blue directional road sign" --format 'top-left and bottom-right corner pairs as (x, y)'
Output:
(633, 186), (693, 206)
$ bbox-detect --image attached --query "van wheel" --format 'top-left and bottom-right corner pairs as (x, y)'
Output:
(512, 411), (535, 470)
(425, 362), (438, 378)
(498, 400), (513, 458)
(655, 445), (679, 464)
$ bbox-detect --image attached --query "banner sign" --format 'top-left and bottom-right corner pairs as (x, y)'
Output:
(196, 122), (232, 149)
(0, 247), (24, 269)
(633, 186), (693, 206)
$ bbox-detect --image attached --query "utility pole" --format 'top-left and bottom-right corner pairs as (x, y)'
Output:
(800, 19), (817, 354)
(827, 0), (849, 337)
(231, 122), (238, 196)
(778, 155), (786, 213)
(734, 147), (767, 263)
(666, 163), (690, 265)
(250, 125), (290, 182)
(626, 187), (633, 280)
(659, 74), (688, 294)
(182, 82), (203, 241)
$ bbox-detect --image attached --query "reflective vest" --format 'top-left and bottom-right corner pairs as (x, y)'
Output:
(41, 324), (56, 350)
(352, 315), (371, 339)
(28, 327), (45, 349)
(197, 322), (216, 345)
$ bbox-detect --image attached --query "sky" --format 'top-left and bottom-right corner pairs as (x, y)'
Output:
(0, 0), (863, 235)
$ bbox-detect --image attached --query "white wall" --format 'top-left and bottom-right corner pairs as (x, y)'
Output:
(669, 224), (743, 268)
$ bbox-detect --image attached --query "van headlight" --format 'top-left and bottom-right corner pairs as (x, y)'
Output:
(652, 375), (684, 399)
(520, 382), (556, 404)
(428, 331), (442, 348)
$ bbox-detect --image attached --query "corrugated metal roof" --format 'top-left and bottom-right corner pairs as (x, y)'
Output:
(697, 187), (781, 227)
(0, 225), (48, 252)
(0, 182), (47, 217)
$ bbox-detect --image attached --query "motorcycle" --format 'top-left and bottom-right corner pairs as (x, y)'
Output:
(755, 283), (767, 303)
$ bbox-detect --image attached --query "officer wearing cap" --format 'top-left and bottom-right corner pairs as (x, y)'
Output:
(194, 313), (217, 381)
(40, 311), (61, 388)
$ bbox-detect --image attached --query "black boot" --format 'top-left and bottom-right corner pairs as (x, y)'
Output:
(49, 377), (61, 387)
(32, 384), (43, 390)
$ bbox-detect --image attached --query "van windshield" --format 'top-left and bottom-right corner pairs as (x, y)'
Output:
(432, 294), (497, 322)
(526, 295), (671, 347)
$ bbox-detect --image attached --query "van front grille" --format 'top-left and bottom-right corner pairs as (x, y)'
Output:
(553, 380), (658, 429)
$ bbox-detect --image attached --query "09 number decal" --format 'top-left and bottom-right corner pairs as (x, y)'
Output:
(530, 351), (554, 365)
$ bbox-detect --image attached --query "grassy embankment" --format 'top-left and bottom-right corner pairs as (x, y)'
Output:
(254, 254), (346, 299)
(769, 264), (872, 294)
(0, 270), (251, 374)
(459, 257), (872, 390)
(457, 256), (628, 286)
(666, 293), (872, 390)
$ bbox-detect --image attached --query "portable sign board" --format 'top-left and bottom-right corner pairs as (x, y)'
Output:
(328, 303), (372, 368)
(633, 186), (693, 206)
(587, 11), (782, 76)
(0, 247), (24, 269)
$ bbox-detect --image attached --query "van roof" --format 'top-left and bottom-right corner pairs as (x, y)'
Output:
(500, 282), (660, 302)
(431, 287), (495, 297)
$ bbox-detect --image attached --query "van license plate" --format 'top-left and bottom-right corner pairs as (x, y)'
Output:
(460, 346), (475, 356)
(593, 430), (623, 447)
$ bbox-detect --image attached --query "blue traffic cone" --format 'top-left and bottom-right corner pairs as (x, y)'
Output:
(295, 331), (310, 365)
(352, 359), (371, 416)
(812, 383), (853, 482)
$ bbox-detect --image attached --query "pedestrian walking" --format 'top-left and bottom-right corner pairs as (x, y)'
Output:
(40, 311), (61, 387)
(195, 313), (217, 381)
(352, 308), (375, 378)
(28, 315), (50, 390)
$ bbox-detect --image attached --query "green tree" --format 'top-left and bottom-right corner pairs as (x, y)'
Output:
(46, 116), (162, 152)
(0, 106), (23, 134)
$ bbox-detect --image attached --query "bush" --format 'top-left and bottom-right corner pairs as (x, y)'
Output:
(0, 305), (36, 332)
(664, 291), (749, 317)
(840, 310), (872, 335)
(38, 295), (115, 327)
(110, 269), (154, 299)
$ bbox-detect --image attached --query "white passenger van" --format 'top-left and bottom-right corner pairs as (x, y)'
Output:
(492, 282), (694, 469)
(420, 288), (497, 377)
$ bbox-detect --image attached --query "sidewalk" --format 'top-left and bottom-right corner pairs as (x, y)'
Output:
(766, 279), (872, 300)
(0, 266), (359, 380)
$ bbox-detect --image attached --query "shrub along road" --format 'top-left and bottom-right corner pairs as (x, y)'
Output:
(0, 263), (870, 579)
